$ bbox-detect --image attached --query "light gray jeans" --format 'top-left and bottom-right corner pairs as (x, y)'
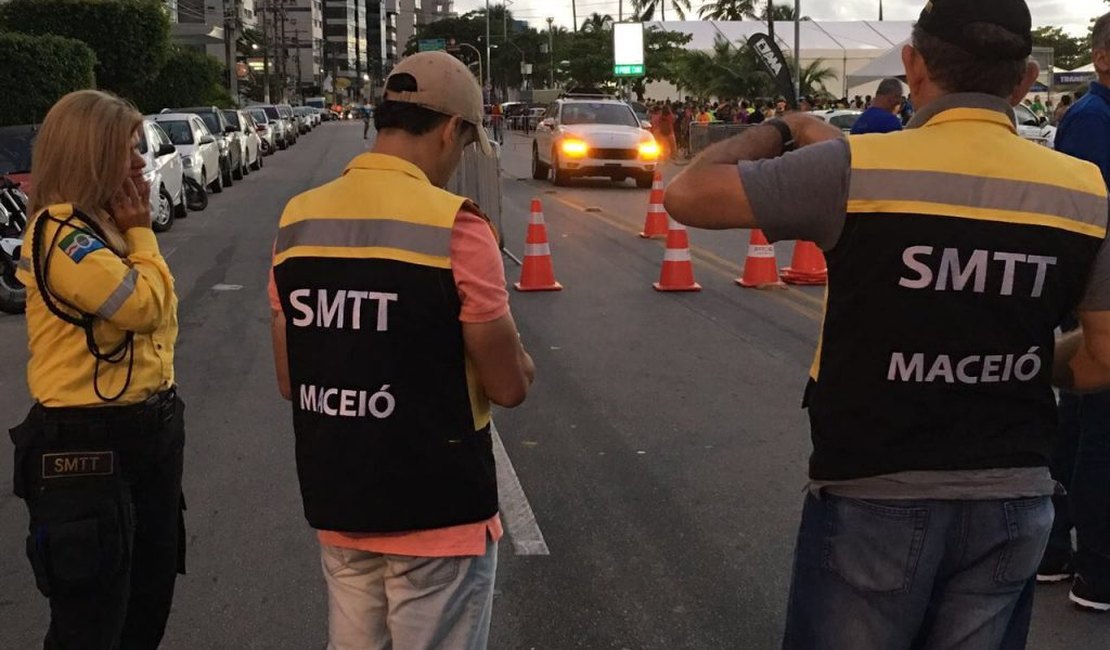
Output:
(320, 535), (498, 650)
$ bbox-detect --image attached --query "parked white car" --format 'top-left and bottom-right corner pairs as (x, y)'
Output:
(139, 119), (186, 232)
(532, 95), (660, 187)
(224, 109), (263, 174)
(150, 113), (223, 194)
(1014, 102), (1057, 148)
(809, 109), (864, 132)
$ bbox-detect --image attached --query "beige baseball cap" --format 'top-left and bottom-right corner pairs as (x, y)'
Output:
(384, 51), (492, 156)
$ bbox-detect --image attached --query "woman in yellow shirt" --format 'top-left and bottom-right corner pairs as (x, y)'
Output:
(9, 90), (184, 649)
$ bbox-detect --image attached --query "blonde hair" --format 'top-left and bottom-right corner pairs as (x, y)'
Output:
(28, 90), (143, 255)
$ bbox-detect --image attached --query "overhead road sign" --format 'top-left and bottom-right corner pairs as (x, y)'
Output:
(419, 39), (447, 52)
(613, 23), (644, 78)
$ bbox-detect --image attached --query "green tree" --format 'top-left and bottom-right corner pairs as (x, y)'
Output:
(632, 0), (693, 21)
(0, 31), (96, 126)
(631, 26), (693, 100)
(758, 2), (810, 21)
(698, 0), (756, 21)
(131, 47), (233, 114)
(0, 0), (171, 98)
(580, 13), (614, 33)
(795, 58), (838, 96)
(1032, 26), (1089, 71)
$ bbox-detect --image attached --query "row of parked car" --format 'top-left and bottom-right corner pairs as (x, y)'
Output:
(141, 103), (327, 231)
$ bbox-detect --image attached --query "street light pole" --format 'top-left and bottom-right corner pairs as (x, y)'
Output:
(794, 0), (801, 103)
(456, 43), (483, 91)
(485, 0), (491, 101)
(546, 17), (554, 88)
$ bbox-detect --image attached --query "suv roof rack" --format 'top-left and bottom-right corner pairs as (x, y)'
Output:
(561, 91), (615, 100)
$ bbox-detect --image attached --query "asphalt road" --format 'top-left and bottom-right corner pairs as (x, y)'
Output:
(0, 122), (1104, 649)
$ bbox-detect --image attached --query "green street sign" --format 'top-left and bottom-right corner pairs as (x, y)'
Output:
(614, 64), (644, 77)
(419, 39), (447, 52)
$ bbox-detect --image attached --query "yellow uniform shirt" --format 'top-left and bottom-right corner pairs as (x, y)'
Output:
(16, 204), (178, 407)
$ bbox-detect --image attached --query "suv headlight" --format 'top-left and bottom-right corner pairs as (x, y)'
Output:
(561, 138), (589, 157)
(638, 141), (661, 160)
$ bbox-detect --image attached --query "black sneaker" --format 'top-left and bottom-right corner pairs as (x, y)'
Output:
(1070, 575), (1110, 612)
(1037, 554), (1075, 584)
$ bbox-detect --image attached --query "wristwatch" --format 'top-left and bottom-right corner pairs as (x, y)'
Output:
(764, 118), (797, 154)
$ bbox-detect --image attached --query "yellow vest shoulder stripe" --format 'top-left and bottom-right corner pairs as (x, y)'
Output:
(272, 246), (450, 269)
(845, 199), (1107, 238)
(847, 168), (1108, 237)
(849, 127), (1108, 198)
(275, 218), (454, 258)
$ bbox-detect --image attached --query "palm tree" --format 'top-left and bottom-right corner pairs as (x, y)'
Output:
(758, 2), (810, 21)
(797, 58), (838, 95)
(697, 0), (756, 21)
(580, 12), (614, 32)
(632, 0), (693, 21)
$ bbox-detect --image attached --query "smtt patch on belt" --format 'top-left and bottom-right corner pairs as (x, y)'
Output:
(42, 451), (115, 479)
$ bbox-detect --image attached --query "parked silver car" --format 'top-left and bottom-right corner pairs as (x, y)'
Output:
(223, 109), (263, 174)
(257, 104), (293, 149)
(246, 107), (277, 154)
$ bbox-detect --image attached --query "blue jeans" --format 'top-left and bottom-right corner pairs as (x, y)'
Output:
(1048, 391), (1110, 584)
(783, 493), (1052, 650)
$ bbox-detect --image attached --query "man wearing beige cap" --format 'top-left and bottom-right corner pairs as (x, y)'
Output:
(268, 51), (534, 649)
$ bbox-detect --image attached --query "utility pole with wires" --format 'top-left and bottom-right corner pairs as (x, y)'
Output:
(279, 1), (288, 101)
(261, 1), (271, 102)
(221, 0), (240, 103)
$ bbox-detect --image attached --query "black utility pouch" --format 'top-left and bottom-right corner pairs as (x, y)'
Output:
(25, 478), (134, 598)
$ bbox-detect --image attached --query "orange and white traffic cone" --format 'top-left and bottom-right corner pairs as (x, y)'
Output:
(780, 241), (828, 285)
(737, 230), (786, 289)
(514, 199), (563, 292)
(639, 171), (668, 239)
(654, 217), (701, 292)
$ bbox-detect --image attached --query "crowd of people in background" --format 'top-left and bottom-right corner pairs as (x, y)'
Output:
(642, 88), (917, 160)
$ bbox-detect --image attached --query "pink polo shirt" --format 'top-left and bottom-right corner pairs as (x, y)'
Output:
(269, 211), (508, 557)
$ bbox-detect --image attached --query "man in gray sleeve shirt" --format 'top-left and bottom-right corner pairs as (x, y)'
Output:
(664, 0), (1110, 647)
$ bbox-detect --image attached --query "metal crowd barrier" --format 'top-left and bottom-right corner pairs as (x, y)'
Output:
(446, 136), (504, 248)
(688, 123), (755, 156)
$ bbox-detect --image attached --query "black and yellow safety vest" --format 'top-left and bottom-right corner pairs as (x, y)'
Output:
(806, 99), (1109, 481)
(272, 153), (497, 532)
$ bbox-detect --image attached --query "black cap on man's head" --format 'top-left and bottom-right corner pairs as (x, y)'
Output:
(917, 0), (1033, 60)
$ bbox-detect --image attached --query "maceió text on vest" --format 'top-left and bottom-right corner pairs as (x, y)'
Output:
(888, 348), (1043, 385)
(288, 288), (398, 331)
(300, 384), (396, 419)
(899, 246), (1057, 298)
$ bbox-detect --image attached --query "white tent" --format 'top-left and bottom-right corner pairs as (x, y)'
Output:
(1070, 63), (1096, 72)
(645, 20), (914, 97)
(845, 39), (909, 87)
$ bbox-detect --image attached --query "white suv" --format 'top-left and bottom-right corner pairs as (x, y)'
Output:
(532, 95), (660, 188)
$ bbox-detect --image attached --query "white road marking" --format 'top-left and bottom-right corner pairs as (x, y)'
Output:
(211, 283), (243, 291)
(492, 421), (550, 556)
(162, 246), (177, 259)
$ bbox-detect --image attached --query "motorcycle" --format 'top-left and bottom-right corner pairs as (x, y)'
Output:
(0, 175), (28, 314)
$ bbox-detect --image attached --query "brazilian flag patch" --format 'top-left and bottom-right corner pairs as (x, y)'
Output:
(58, 229), (105, 263)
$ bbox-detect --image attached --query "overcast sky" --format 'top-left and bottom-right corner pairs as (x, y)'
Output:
(456, 0), (1108, 35)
